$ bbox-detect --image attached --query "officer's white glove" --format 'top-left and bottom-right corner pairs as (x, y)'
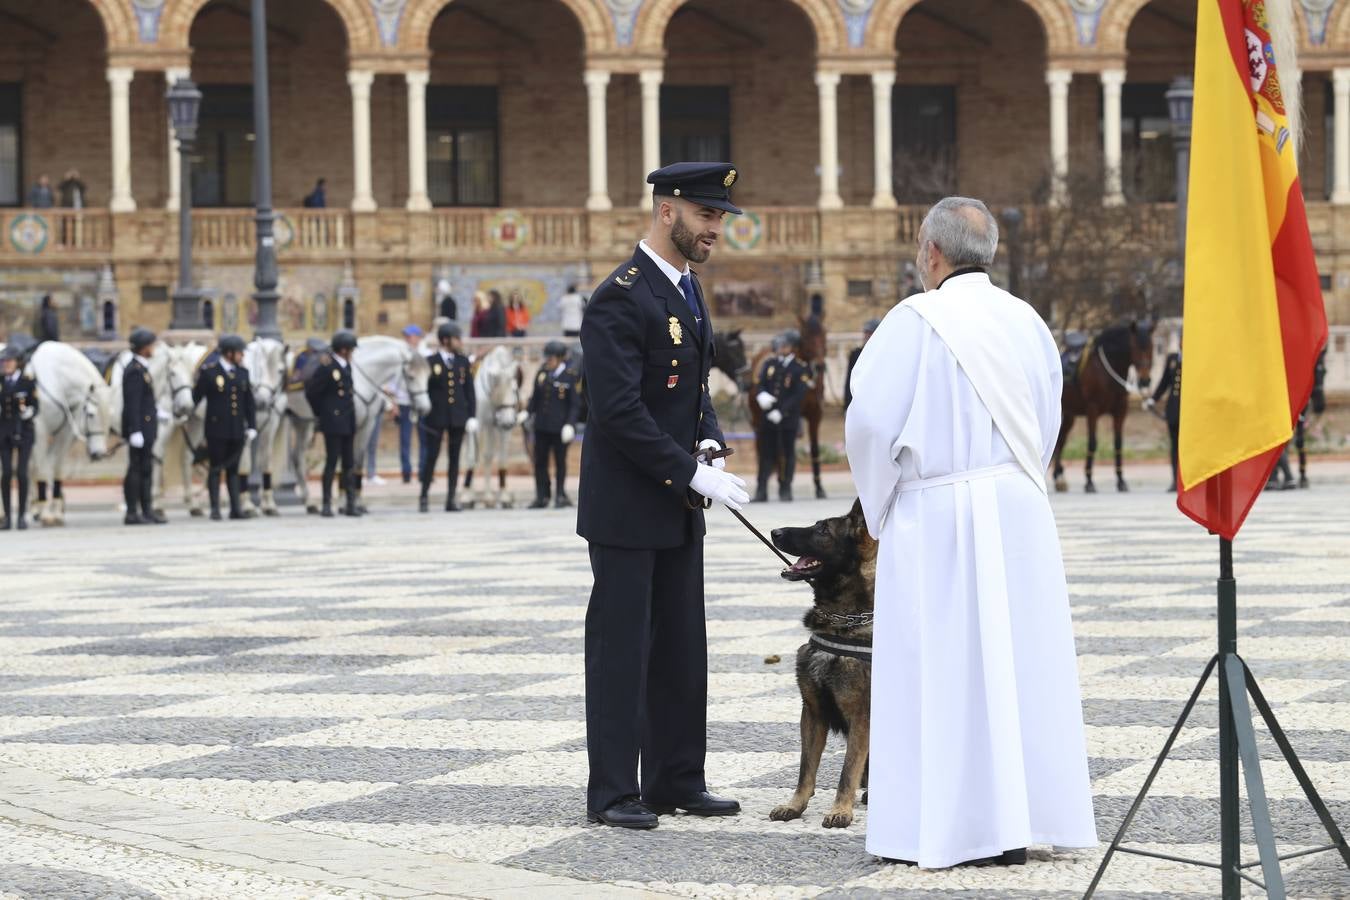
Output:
(697, 438), (725, 470)
(246, 428), (258, 442)
(129, 432), (144, 449)
(156, 406), (172, 424)
(689, 464), (749, 511)
(515, 409), (529, 426)
(756, 391), (777, 411)
(1142, 397), (1156, 411)
(560, 424), (575, 444)
(767, 409), (783, 425)
(20, 407), (35, 421)
(465, 417), (480, 434)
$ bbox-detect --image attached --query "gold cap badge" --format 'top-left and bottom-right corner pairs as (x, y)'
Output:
(723, 169), (737, 187)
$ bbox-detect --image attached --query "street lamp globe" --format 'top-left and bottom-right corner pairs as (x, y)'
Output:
(166, 78), (202, 149)
(1165, 76), (1194, 145)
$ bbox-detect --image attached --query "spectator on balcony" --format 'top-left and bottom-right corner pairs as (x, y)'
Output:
(58, 170), (86, 209)
(470, 291), (489, 338)
(436, 279), (457, 320)
(481, 290), (508, 338)
(303, 178), (327, 209)
(506, 292), (530, 337)
(559, 284), (586, 338)
(27, 175), (54, 209)
(34, 295), (59, 344)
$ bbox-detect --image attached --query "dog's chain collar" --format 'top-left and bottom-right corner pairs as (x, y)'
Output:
(813, 610), (875, 629)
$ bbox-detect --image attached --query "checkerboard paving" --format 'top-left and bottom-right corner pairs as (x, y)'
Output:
(0, 478), (1347, 898)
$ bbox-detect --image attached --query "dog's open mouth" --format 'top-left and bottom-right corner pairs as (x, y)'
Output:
(781, 556), (823, 581)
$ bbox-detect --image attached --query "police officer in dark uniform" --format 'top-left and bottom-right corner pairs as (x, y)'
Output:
(123, 327), (167, 525)
(193, 334), (258, 521)
(528, 340), (581, 509)
(844, 318), (880, 410)
(754, 331), (809, 502)
(578, 162), (749, 830)
(0, 345), (37, 530)
(305, 330), (358, 517)
(420, 322), (477, 513)
(1146, 345), (1181, 492)
(751, 336), (784, 503)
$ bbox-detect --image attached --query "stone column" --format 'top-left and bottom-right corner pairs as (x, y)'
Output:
(816, 70), (843, 210)
(585, 69), (612, 212)
(1334, 69), (1350, 205)
(164, 67), (190, 211)
(1046, 68), (1072, 206)
(1101, 68), (1125, 206)
(405, 70), (431, 211)
(640, 68), (663, 210)
(347, 70), (377, 212)
(871, 69), (896, 209)
(107, 67), (136, 212)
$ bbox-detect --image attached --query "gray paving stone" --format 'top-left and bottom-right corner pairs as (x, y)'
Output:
(3, 716), (341, 746)
(0, 621), (183, 637)
(37, 636), (296, 657)
(0, 676), (90, 693)
(1082, 698), (1221, 729)
(0, 864), (158, 899)
(359, 618), (568, 636)
(1091, 795), (1350, 845)
(1113, 657), (1350, 679)
(280, 784), (582, 827)
(1168, 729), (1350, 763)
(259, 606), (470, 622)
(403, 695), (585, 721)
(270, 673), (555, 695)
(1072, 637), (1203, 656)
(467, 636), (585, 655)
(0, 694), (204, 717)
(158, 654), (415, 674)
(120, 746), (497, 782)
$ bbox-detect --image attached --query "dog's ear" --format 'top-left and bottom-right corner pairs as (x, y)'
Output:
(848, 497), (864, 522)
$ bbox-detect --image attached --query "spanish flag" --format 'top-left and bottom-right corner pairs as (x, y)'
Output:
(1178, 0), (1328, 538)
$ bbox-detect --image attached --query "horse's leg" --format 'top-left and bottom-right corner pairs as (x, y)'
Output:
(1296, 419), (1309, 488)
(1113, 409), (1128, 492)
(1084, 413), (1098, 494)
(809, 408), (826, 499)
(1052, 411), (1072, 493)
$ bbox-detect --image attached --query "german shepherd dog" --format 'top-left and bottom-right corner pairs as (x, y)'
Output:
(768, 499), (876, 828)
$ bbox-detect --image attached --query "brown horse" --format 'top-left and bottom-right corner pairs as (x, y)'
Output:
(748, 315), (828, 499)
(1051, 321), (1155, 493)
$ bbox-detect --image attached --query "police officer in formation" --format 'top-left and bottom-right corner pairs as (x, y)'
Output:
(420, 322), (477, 513)
(123, 327), (168, 525)
(577, 162), (748, 829)
(193, 334), (258, 521)
(753, 330), (808, 502)
(1145, 344), (1181, 492)
(305, 330), (359, 517)
(0, 345), (37, 530)
(527, 340), (581, 509)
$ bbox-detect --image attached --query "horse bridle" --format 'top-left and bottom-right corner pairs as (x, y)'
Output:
(1096, 344), (1137, 394)
(38, 381), (100, 444)
(165, 364), (194, 413)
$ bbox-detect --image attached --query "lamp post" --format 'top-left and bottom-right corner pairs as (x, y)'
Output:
(167, 77), (202, 331)
(1165, 76), (1194, 255)
(1000, 206), (1024, 301)
(251, 0), (281, 341)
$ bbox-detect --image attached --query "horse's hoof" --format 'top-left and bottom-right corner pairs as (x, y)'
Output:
(263, 508), (280, 517)
(306, 505), (320, 515)
(1117, 481), (1129, 493)
(815, 486), (827, 500)
(1054, 478), (1068, 493)
(189, 508), (204, 518)
(1084, 482), (1097, 494)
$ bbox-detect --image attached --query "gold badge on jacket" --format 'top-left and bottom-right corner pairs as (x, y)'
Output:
(433, 364), (442, 376)
(332, 369), (341, 381)
(216, 374), (225, 389)
(669, 317), (682, 345)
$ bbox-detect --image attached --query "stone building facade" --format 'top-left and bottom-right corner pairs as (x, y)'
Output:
(2, 0), (1350, 359)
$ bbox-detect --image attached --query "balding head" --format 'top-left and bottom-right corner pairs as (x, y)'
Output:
(915, 197), (999, 290)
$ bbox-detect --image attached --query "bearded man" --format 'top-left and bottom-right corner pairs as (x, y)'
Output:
(846, 196), (1097, 868)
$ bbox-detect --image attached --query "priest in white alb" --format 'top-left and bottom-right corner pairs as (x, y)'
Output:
(846, 197), (1097, 868)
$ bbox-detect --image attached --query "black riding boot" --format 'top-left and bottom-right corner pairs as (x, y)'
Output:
(227, 473), (249, 519)
(208, 469), (223, 520)
(1, 478), (10, 531)
(321, 477), (334, 517)
(353, 473), (366, 516)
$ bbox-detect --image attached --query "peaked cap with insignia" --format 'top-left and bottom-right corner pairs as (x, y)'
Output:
(647, 161), (742, 215)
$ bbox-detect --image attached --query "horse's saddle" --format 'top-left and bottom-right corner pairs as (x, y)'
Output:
(83, 347), (118, 382)
(1060, 331), (1089, 382)
(287, 339), (329, 391)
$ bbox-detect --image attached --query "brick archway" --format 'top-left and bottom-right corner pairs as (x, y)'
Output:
(1101, 0), (1318, 58)
(1323, 0), (1350, 56)
(87, 0), (138, 49)
(630, 0), (848, 55)
(159, 0), (379, 56)
(401, 0), (613, 55)
(868, 0), (1075, 56)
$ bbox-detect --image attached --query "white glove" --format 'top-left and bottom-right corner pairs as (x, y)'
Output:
(129, 432), (144, 449)
(689, 464), (749, 511)
(20, 407), (35, 421)
(767, 409), (783, 425)
(246, 428), (258, 442)
(465, 417), (480, 434)
(1142, 397), (1156, 411)
(697, 438), (725, 470)
(560, 424), (575, 444)
(156, 407), (172, 424)
(515, 409), (529, 426)
(756, 391), (777, 411)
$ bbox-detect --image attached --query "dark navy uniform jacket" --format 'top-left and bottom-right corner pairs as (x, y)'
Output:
(122, 357), (158, 444)
(304, 355), (357, 436)
(528, 364), (581, 434)
(0, 373), (38, 445)
(424, 351), (476, 430)
(193, 361), (257, 441)
(755, 355), (808, 430)
(1151, 352), (1181, 424)
(577, 245), (725, 550)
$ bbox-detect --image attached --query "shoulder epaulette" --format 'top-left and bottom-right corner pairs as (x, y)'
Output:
(320, 353), (332, 365)
(613, 264), (642, 291)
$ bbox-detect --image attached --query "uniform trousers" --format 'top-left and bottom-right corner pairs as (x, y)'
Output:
(124, 445), (155, 517)
(207, 437), (246, 513)
(421, 426), (464, 501)
(756, 425), (797, 490)
(585, 539), (708, 813)
(533, 431), (569, 500)
(321, 431), (354, 502)
(0, 437), (32, 520)
(1166, 417), (1179, 486)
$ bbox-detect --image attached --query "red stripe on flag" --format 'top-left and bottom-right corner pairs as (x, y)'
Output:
(1217, 0), (1253, 100)
(1272, 183), (1330, 418)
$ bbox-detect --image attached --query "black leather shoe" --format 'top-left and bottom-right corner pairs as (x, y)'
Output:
(16, 517), (27, 531)
(445, 499), (462, 512)
(587, 798), (658, 830)
(528, 497), (549, 509)
(124, 513), (143, 525)
(147, 511), (168, 524)
(418, 495), (429, 513)
(320, 503), (334, 518)
(645, 792), (740, 817)
(209, 508), (222, 521)
(965, 848), (1027, 867)
(554, 494), (573, 509)
(752, 489), (768, 503)
(0, 516), (10, 531)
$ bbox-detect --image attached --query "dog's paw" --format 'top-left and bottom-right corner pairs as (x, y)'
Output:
(769, 805), (804, 822)
(821, 810), (854, 829)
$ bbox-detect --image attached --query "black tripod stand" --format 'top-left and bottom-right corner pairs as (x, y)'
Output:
(1084, 534), (1350, 897)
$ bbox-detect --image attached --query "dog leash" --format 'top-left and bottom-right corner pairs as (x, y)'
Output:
(691, 446), (794, 568)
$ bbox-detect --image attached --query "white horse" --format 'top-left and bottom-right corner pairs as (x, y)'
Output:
(284, 336), (430, 512)
(161, 341), (211, 516)
(108, 346), (196, 515)
(237, 338), (289, 516)
(465, 345), (524, 509)
(27, 342), (114, 526)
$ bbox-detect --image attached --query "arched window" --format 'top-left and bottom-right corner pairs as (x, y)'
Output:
(202, 298), (215, 330)
(342, 298), (355, 329)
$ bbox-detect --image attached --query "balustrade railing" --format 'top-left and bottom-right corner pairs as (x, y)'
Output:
(0, 208), (112, 254)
